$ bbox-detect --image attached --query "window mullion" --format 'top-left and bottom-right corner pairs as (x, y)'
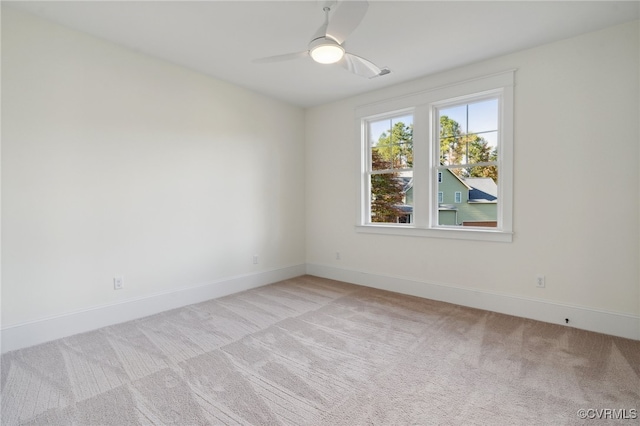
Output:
(412, 104), (430, 227)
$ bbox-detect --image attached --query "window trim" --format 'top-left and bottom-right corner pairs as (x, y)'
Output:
(356, 70), (515, 243)
(361, 109), (415, 226)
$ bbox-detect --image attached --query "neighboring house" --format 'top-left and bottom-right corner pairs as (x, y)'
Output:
(397, 176), (413, 223)
(462, 176), (498, 227)
(399, 170), (497, 226)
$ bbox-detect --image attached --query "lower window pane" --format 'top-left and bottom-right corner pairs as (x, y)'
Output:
(370, 171), (413, 223)
(437, 167), (498, 227)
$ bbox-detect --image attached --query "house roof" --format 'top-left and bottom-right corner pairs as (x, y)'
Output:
(464, 178), (498, 202)
(402, 173), (497, 202)
(447, 170), (472, 190)
(399, 177), (413, 194)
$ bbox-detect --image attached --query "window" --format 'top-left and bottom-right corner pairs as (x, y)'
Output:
(435, 95), (499, 227)
(365, 112), (414, 224)
(357, 71), (514, 242)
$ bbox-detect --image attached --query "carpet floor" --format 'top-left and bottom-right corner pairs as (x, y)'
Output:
(1, 275), (638, 425)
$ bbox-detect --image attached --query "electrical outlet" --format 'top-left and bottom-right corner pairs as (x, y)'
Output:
(114, 276), (124, 290)
(253, 255), (258, 265)
(536, 275), (545, 288)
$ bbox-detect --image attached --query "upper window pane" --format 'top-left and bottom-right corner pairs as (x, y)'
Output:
(438, 98), (499, 167)
(368, 114), (413, 170)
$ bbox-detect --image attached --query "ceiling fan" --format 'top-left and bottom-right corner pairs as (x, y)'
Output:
(253, 1), (390, 79)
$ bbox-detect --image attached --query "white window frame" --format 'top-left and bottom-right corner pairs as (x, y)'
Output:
(454, 191), (462, 203)
(438, 191), (443, 203)
(356, 70), (514, 243)
(362, 109), (415, 226)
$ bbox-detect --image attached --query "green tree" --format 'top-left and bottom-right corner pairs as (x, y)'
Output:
(370, 149), (405, 222)
(439, 116), (464, 167)
(468, 139), (498, 180)
(439, 115), (498, 181)
(375, 122), (413, 168)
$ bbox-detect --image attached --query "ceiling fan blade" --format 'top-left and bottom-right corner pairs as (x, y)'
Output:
(339, 52), (389, 79)
(326, 0), (369, 44)
(253, 51), (309, 64)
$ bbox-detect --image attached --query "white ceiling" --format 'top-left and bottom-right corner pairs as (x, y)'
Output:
(6, 1), (639, 107)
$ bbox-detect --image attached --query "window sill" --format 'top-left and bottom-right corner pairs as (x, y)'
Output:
(355, 224), (513, 242)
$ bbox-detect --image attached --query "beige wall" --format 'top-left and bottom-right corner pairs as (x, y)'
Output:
(1, 8), (306, 326)
(305, 20), (640, 317)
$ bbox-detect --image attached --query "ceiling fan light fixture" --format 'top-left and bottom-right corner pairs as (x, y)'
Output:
(309, 38), (345, 64)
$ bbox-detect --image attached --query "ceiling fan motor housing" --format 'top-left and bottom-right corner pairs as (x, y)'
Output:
(309, 37), (345, 64)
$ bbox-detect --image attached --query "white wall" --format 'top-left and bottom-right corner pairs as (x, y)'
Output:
(1, 8), (306, 344)
(2, 7), (639, 349)
(305, 21), (640, 338)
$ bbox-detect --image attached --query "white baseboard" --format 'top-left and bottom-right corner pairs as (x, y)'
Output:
(3, 262), (637, 354)
(1, 264), (306, 353)
(306, 263), (640, 341)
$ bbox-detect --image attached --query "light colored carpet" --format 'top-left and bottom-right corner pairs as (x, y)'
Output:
(1, 275), (638, 425)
